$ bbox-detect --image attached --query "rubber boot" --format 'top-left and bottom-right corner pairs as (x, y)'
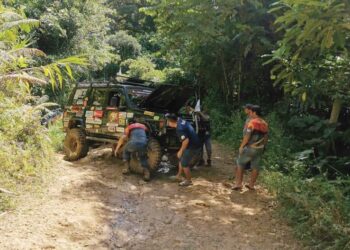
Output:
(143, 168), (151, 181)
(122, 161), (131, 175)
(207, 159), (212, 167)
(197, 159), (205, 166)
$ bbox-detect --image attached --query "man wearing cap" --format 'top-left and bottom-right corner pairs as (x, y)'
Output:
(197, 107), (212, 167)
(232, 104), (254, 178)
(166, 113), (202, 187)
(115, 118), (151, 181)
(233, 105), (269, 191)
(185, 105), (212, 167)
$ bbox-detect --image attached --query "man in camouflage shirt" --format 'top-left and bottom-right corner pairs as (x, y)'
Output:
(233, 105), (269, 191)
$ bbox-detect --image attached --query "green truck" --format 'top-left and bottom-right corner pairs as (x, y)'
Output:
(62, 76), (196, 172)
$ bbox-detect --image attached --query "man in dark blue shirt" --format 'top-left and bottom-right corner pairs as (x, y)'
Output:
(166, 113), (201, 186)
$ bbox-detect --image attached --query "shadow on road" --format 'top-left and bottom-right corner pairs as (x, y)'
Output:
(62, 143), (299, 250)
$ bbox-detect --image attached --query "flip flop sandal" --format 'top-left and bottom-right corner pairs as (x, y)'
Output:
(232, 186), (242, 191)
(245, 184), (256, 191)
(179, 180), (193, 187)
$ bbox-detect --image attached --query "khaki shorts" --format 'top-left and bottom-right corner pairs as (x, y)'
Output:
(237, 147), (264, 170)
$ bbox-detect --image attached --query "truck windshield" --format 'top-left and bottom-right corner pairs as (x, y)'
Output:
(127, 87), (153, 106)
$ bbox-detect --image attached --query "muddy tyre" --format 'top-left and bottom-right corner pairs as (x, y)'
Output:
(147, 138), (162, 172)
(64, 128), (89, 161)
(129, 138), (162, 174)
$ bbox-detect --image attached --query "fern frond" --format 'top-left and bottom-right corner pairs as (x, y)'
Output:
(56, 55), (89, 66)
(10, 48), (46, 58)
(0, 11), (24, 22)
(0, 74), (47, 85)
(1, 19), (39, 33)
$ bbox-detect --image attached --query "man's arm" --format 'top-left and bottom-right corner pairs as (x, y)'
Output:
(115, 135), (128, 155)
(263, 134), (269, 146)
(177, 138), (189, 159)
(239, 133), (251, 154)
(197, 111), (210, 121)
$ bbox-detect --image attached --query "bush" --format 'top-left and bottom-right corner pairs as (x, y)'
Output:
(210, 109), (244, 150)
(263, 112), (301, 172)
(263, 172), (350, 249)
(0, 86), (54, 212)
(48, 121), (65, 152)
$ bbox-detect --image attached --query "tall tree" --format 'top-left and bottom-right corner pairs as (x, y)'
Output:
(144, 0), (276, 106)
(269, 0), (350, 123)
(10, 0), (115, 70)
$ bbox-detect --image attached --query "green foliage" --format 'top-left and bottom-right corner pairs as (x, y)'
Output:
(121, 56), (165, 82)
(107, 0), (156, 36)
(210, 110), (245, 150)
(0, 4), (86, 212)
(11, 0), (115, 70)
(268, 0), (350, 117)
(263, 173), (350, 249)
(48, 121), (65, 152)
(108, 31), (142, 61)
(262, 112), (300, 172)
(0, 84), (53, 211)
(144, 0), (276, 105)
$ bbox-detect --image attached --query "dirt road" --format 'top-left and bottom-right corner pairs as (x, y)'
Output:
(0, 143), (300, 250)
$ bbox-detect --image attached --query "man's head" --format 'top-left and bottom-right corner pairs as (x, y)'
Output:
(251, 105), (262, 117)
(128, 117), (139, 125)
(185, 105), (194, 115)
(243, 103), (254, 116)
(165, 113), (178, 128)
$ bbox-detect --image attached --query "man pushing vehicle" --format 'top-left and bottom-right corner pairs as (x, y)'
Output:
(115, 118), (151, 181)
(166, 113), (202, 187)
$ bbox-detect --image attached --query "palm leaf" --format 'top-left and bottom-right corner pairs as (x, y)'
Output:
(1, 19), (39, 33)
(0, 11), (24, 22)
(0, 74), (47, 85)
(10, 48), (46, 58)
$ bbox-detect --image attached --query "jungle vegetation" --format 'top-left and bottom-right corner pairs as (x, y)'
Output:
(0, 1), (349, 248)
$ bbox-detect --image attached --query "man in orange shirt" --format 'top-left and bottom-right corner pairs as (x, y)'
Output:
(115, 118), (151, 181)
(233, 105), (269, 191)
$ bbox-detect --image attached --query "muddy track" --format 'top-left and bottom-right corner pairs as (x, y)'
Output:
(0, 143), (301, 250)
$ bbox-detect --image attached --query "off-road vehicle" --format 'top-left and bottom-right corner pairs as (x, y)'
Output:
(62, 75), (197, 172)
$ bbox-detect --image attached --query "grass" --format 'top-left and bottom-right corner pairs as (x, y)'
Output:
(48, 120), (65, 152)
(0, 87), (58, 212)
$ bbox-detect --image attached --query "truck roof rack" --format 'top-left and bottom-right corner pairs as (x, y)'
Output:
(115, 75), (156, 87)
(76, 75), (157, 88)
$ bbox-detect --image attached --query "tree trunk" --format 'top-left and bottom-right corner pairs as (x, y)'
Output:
(220, 55), (229, 104)
(237, 60), (242, 105)
(329, 98), (342, 124)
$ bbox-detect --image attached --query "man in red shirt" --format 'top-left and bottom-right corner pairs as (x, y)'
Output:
(233, 105), (269, 191)
(115, 118), (151, 181)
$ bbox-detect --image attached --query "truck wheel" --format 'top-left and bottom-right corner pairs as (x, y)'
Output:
(147, 138), (162, 172)
(64, 128), (89, 161)
(129, 138), (162, 174)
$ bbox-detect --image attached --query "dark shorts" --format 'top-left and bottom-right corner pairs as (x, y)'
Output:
(123, 141), (149, 169)
(237, 147), (264, 170)
(181, 148), (201, 168)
